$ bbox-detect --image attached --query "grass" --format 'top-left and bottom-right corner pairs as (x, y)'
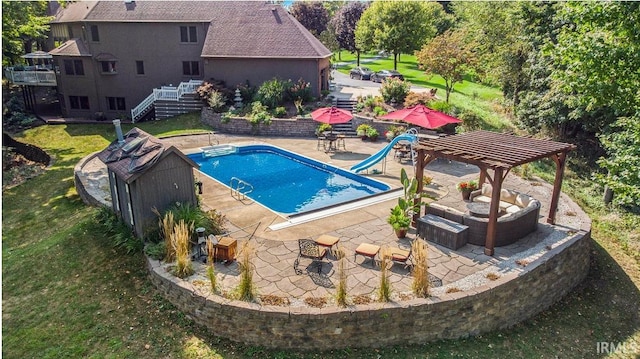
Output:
(335, 51), (512, 131)
(3, 106), (639, 357)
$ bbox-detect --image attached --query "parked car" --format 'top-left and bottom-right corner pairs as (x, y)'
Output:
(349, 66), (374, 80)
(370, 69), (404, 83)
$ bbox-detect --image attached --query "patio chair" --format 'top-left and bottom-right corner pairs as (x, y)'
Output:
(294, 238), (327, 274)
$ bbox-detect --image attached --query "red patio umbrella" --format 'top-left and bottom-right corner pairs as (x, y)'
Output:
(310, 106), (353, 125)
(380, 104), (461, 129)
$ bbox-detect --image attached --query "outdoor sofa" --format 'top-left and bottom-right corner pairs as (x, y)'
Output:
(424, 185), (541, 247)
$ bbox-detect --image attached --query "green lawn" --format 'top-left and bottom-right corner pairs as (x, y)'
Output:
(3, 113), (639, 356)
(334, 51), (511, 130)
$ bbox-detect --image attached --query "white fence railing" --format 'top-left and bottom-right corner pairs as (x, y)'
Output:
(131, 79), (203, 122)
(5, 67), (57, 86)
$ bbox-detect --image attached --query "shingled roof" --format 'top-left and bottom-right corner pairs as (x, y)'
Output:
(48, 38), (92, 57)
(96, 127), (197, 183)
(50, 1), (331, 59)
(201, 4), (332, 59)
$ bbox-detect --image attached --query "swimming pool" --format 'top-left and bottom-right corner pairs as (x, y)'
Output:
(188, 144), (391, 216)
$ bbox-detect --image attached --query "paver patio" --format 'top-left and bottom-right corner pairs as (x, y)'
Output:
(79, 133), (587, 305)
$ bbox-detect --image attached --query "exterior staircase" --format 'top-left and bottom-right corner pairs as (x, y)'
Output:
(131, 80), (203, 122)
(331, 97), (359, 137)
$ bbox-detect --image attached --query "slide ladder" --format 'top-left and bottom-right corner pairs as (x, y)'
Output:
(230, 177), (253, 201)
(350, 133), (417, 173)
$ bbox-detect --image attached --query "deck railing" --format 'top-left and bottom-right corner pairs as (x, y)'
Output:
(131, 79), (203, 122)
(4, 67), (57, 86)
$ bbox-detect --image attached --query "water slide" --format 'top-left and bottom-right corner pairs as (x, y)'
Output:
(350, 134), (417, 173)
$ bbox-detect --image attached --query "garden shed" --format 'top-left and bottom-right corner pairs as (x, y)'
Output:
(97, 126), (199, 238)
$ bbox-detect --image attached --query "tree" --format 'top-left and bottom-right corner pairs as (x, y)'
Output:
(553, 2), (640, 122)
(289, 1), (329, 37)
(330, 1), (368, 65)
(451, 2), (523, 87)
(318, 23), (340, 58)
(355, 1), (441, 69)
(552, 2), (640, 207)
(322, 1), (346, 19)
(595, 116), (640, 209)
(415, 30), (475, 103)
(2, 1), (52, 67)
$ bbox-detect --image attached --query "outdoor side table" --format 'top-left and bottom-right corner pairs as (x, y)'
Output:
(215, 236), (237, 262)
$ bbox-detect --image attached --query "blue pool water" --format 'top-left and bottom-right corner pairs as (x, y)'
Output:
(188, 145), (390, 215)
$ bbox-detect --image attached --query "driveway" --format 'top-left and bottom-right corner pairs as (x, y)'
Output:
(330, 69), (433, 100)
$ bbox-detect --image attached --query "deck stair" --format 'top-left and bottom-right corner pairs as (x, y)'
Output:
(131, 79), (203, 122)
(202, 144), (237, 157)
(331, 97), (359, 137)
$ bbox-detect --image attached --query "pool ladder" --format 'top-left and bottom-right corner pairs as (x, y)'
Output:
(230, 177), (253, 201)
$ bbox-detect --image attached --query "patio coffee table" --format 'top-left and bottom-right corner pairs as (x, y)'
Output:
(466, 202), (504, 218)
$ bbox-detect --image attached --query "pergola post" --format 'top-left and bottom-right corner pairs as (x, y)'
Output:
(484, 167), (504, 256)
(547, 152), (567, 224)
(414, 150), (425, 223)
(413, 150), (436, 224)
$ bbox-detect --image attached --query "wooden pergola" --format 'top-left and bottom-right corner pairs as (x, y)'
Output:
(414, 130), (576, 256)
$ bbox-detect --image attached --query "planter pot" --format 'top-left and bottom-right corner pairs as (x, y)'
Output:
(395, 228), (408, 238)
(360, 136), (368, 141)
(461, 189), (472, 201)
(368, 136), (378, 142)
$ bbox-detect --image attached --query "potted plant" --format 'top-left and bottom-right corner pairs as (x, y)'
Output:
(387, 168), (425, 238)
(456, 180), (479, 201)
(387, 205), (411, 238)
(366, 127), (379, 142)
(356, 124), (371, 140)
(385, 125), (396, 141)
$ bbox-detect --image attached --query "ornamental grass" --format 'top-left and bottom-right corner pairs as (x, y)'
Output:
(377, 249), (392, 302)
(411, 240), (430, 298)
(334, 246), (348, 307)
(236, 241), (256, 301)
(171, 220), (194, 278)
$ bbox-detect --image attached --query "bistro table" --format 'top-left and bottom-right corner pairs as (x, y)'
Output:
(322, 132), (345, 151)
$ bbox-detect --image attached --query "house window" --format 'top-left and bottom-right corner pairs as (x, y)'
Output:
(136, 61), (144, 75)
(180, 26), (197, 43)
(90, 25), (99, 42)
(69, 96), (90, 110)
(107, 97), (126, 111)
(63, 59), (84, 75)
(182, 61), (199, 76)
(100, 61), (117, 73)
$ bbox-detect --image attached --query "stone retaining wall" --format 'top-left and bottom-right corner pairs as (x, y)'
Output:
(74, 151), (106, 208)
(201, 108), (399, 138)
(146, 229), (591, 350)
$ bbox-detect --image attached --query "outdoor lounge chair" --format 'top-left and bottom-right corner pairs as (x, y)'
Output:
(294, 238), (327, 274)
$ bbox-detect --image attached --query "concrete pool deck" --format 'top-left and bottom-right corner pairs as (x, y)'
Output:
(77, 132), (589, 304)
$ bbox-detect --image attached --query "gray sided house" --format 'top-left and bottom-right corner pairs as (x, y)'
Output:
(47, 1), (332, 120)
(97, 127), (198, 238)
